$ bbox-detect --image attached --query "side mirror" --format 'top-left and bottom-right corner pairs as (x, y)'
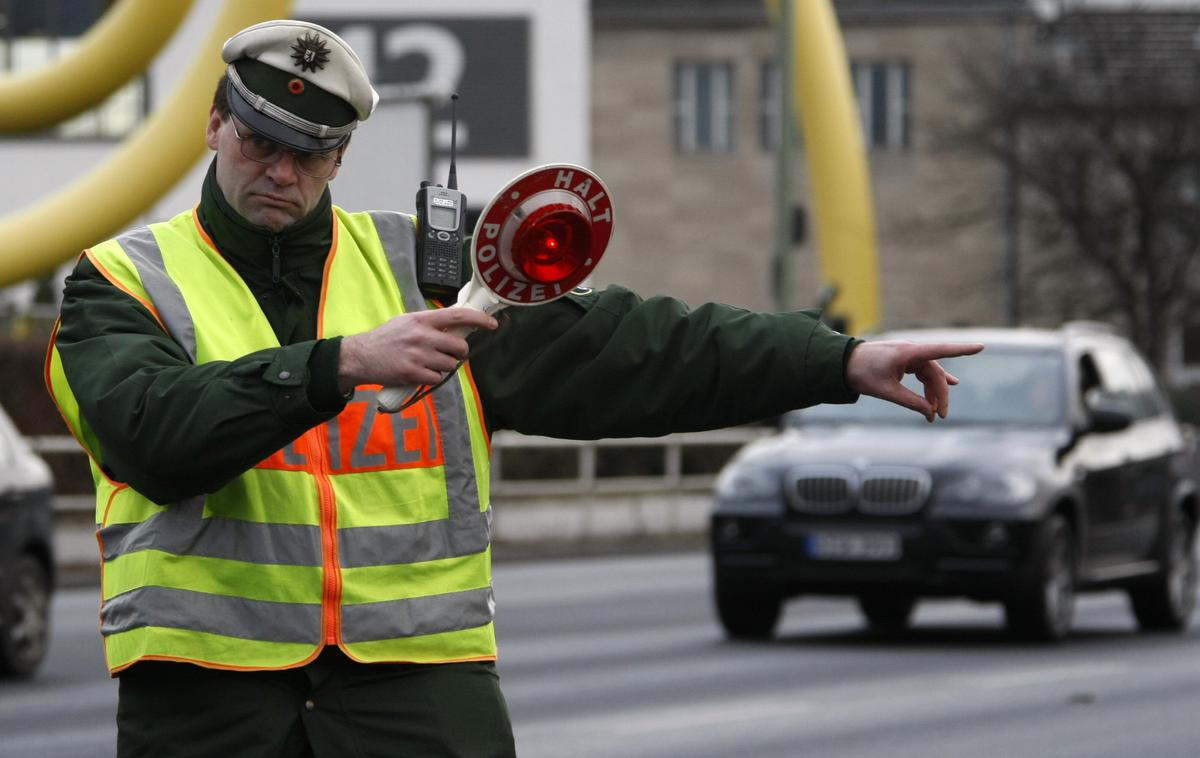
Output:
(1087, 395), (1135, 434)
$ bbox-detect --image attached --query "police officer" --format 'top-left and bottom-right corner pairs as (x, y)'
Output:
(48, 20), (980, 758)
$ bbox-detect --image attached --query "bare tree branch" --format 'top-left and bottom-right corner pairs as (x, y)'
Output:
(945, 8), (1200, 370)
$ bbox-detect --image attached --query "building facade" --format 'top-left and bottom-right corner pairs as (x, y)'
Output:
(589, 0), (1028, 332)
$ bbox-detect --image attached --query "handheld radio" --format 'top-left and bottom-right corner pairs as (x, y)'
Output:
(415, 94), (467, 299)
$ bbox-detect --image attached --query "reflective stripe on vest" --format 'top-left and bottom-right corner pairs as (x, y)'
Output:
(47, 207), (495, 672)
(118, 225), (198, 362)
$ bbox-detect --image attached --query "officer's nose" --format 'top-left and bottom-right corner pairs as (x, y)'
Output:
(266, 151), (300, 185)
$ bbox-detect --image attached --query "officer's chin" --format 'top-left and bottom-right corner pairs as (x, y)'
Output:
(246, 204), (298, 233)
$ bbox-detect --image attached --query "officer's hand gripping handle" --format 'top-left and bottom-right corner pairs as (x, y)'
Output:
(376, 282), (504, 413)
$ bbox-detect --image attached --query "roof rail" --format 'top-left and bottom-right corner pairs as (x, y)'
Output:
(1063, 320), (1119, 335)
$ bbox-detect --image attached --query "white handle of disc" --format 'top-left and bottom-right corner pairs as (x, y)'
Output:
(376, 281), (505, 413)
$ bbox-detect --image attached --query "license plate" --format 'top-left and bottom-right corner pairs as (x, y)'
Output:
(806, 531), (901, 561)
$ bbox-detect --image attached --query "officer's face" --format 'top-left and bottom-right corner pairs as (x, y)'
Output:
(205, 108), (343, 232)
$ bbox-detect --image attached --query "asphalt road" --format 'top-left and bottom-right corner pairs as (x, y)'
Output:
(4, 552), (1200, 757)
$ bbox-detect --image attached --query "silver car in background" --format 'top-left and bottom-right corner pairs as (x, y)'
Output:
(0, 401), (55, 677)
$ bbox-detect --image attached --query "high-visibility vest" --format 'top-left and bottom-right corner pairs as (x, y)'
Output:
(45, 207), (494, 674)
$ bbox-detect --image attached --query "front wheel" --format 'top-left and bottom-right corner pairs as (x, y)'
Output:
(0, 554), (52, 678)
(1005, 514), (1075, 642)
(714, 574), (782, 640)
(1128, 507), (1196, 632)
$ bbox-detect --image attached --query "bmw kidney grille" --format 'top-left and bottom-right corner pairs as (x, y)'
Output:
(787, 465), (930, 516)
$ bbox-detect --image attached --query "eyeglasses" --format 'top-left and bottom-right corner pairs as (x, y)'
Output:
(230, 119), (342, 179)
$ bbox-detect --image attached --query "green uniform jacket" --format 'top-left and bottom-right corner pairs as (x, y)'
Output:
(54, 164), (860, 505)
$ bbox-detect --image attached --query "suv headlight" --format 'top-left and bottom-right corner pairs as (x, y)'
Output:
(714, 468), (781, 501)
(937, 470), (1038, 508)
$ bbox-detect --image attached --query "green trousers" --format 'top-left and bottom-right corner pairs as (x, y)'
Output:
(116, 648), (517, 758)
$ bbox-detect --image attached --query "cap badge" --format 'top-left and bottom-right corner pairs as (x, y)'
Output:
(288, 78), (305, 94)
(290, 32), (330, 73)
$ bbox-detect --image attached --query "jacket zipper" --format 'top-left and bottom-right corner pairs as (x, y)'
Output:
(270, 236), (282, 285)
(309, 427), (342, 645)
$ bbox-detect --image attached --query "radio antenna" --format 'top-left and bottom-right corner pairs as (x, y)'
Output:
(447, 93), (459, 191)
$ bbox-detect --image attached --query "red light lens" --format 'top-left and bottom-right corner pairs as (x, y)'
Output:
(511, 209), (592, 284)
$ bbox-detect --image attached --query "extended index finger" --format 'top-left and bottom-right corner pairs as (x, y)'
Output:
(908, 342), (984, 362)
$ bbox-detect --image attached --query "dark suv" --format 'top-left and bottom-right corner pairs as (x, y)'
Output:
(710, 325), (1198, 641)
(0, 401), (55, 676)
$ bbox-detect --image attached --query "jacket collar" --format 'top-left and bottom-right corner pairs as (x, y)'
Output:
(196, 159), (333, 285)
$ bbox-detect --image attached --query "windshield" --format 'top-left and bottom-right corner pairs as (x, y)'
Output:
(789, 347), (1066, 428)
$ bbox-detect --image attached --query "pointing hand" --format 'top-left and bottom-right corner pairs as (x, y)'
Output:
(845, 340), (985, 423)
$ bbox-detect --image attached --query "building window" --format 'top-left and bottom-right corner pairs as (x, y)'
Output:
(673, 61), (734, 153)
(0, 0), (147, 140)
(760, 61), (804, 152)
(761, 61), (780, 151)
(760, 61), (802, 152)
(1181, 322), (1200, 366)
(850, 61), (911, 150)
(1170, 320), (1200, 386)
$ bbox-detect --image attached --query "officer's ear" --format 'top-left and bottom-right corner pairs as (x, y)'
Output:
(205, 107), (223, 152)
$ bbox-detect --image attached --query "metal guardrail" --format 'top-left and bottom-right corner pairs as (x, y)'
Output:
(27, 435), (86, 454)
(29, 428), (769, 513)
(490, 428), (766, 497)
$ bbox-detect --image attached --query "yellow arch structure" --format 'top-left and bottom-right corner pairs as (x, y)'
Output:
(0, 0), (292, 288)
(0, 0), (192, 133)
(767, 0), (881, 333)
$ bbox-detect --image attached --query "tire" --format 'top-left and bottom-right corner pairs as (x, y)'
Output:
(714, 575), (782, 640)
(857, 592), (917, 633)
(1005, 514), (1075, 642)
(1128, 507), (1197, 632)
(0, 553), (52, 678)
